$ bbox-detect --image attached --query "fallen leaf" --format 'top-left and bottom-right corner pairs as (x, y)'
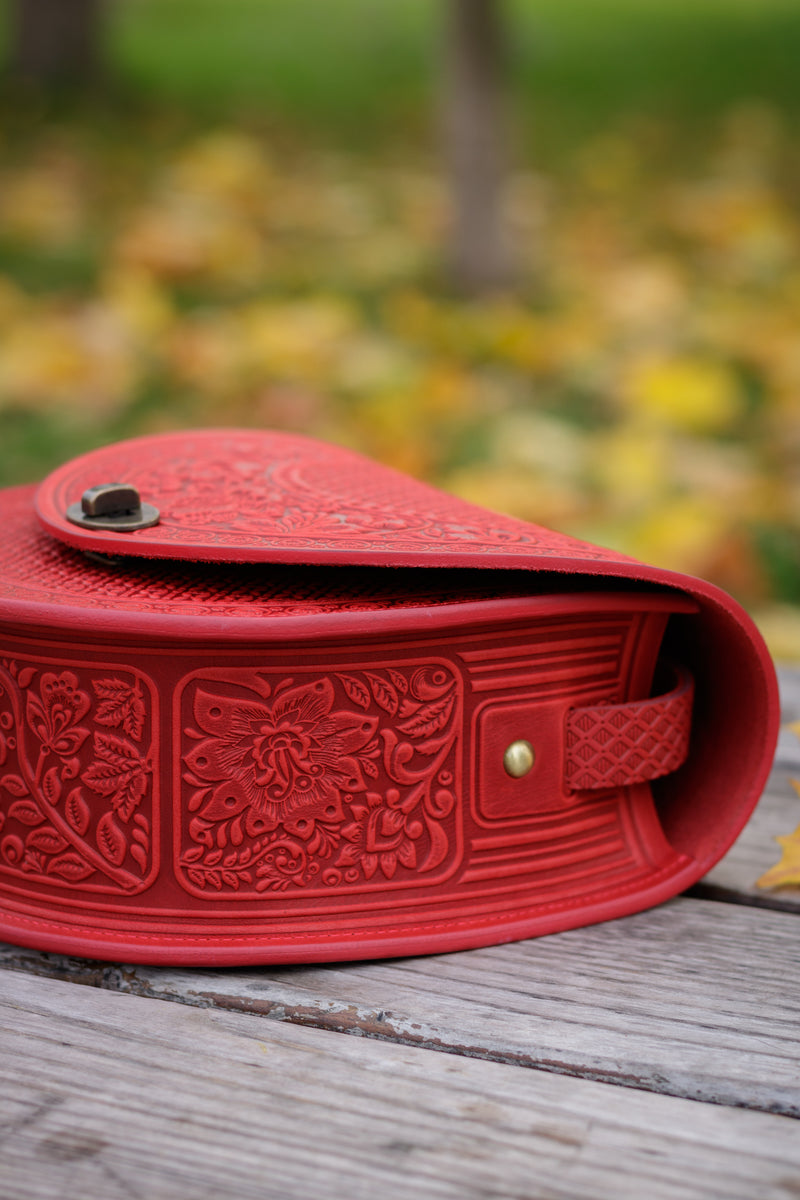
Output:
(756, 790), (800, 892)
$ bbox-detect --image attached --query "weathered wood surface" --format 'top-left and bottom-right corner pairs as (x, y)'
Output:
(777, 665), (800, 724)
(2, 970), (800, 1200)
(2, 895), (798, 1116)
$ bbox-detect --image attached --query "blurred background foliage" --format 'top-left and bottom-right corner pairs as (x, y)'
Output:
(1, 0), (800, 656)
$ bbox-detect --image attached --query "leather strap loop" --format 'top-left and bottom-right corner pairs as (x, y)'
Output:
(565, 666), (694, 791)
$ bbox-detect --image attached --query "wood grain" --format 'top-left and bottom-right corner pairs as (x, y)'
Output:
(3, 895), (799, 1116)
(777, 666), (800, 725)
(2, 970), (800, 1200)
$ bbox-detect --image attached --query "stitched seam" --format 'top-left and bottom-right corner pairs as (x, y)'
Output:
(0, 859), (690, 944)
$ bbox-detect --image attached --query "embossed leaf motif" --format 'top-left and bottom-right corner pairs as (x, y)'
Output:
(97, 811), (126, 866)
(82, 732), (149, 822)
(388, 669), (408, 695)
(93, 679), (145, 741)
(2, 774), (30, 798)
(365, 672), (399, 716)
(42, 766), (62, 806)
(27, 826), (68, 855)
(397, 692), (455, 738)
(47, 852), (93, 882)
(8, 799), (44, 826)
(65, 787), (91, 836)
(340, 675), (370, 710)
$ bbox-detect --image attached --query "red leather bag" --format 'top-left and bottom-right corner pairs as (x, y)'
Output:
(0, 429), (779, 964)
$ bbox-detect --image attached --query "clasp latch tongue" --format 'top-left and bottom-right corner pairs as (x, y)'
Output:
(66, 483), (160, 532)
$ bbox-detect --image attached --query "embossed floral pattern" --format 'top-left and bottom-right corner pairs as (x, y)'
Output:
(338, 788), (422, 880)
(0, 659), (155, 892)
(25, 671), (90, 759)
(42, 430), (617, 563)
(185, 678), (378, 825)
(179, 664), (461, 895)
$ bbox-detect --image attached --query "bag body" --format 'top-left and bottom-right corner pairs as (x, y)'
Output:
(0, 430), (779, 964)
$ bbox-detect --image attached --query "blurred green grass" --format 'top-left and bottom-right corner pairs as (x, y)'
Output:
(2, 0), (800, 154)
(104, 0), (800, 156)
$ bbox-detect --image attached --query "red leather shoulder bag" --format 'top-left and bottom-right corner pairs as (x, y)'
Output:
(0, 429), (779, 964)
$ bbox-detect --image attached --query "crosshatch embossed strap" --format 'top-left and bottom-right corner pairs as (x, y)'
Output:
(565, 666), (694, 791)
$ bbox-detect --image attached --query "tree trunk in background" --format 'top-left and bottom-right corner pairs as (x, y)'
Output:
(10, 0), (104, 84)
(442, 0), (512, 294)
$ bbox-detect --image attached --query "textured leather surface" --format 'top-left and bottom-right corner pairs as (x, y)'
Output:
(566, 668), (694, 790)
(36, 428), (636, 566)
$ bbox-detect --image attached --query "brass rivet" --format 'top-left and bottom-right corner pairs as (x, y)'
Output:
(503, 739), (535, 778)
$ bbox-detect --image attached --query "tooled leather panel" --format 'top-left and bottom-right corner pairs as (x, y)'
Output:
(36, 429), (636, 564)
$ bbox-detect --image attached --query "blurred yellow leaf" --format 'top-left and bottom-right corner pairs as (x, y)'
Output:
(165, 311), (246, 395)
(666, 178), (795, 266)
(600, 259), (687, 331)
(622, 355), (745, 434)
(333, 332), (420, 396)
(590, 427), (671, 511)
(626, 495), (733, 577)
(242, 298), (358, 382)
(168, 132), (273, 212)
(0, 309), (135, 416)
(100, 267), (174, 342)
(115, 201), (265, 284)
(752, 609), (800, 665)
(0, 161), (86, 247)
(0, 275), (28, 325)
(444, 462), (584, 528)
(757, 802), (800, 892)
(494, 412), (588, 482)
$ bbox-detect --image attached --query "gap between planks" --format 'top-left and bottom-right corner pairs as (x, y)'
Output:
(2, 969), (800, 1200)
(2, 894), (799, 1118)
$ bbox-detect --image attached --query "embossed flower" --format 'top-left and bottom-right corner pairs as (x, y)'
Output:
(250, 716), (316, 791)
(26, 671), (91, 758)
(186, 678), (378, 825)
(337, 788), (422, 881)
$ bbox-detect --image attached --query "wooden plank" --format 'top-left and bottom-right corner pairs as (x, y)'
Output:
(2, 970), (800, 1200)
(777, 665), (800, 725)
(2, 895), (799, 1116)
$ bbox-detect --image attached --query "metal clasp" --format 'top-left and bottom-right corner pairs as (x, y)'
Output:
(65, 483), (160, 532)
